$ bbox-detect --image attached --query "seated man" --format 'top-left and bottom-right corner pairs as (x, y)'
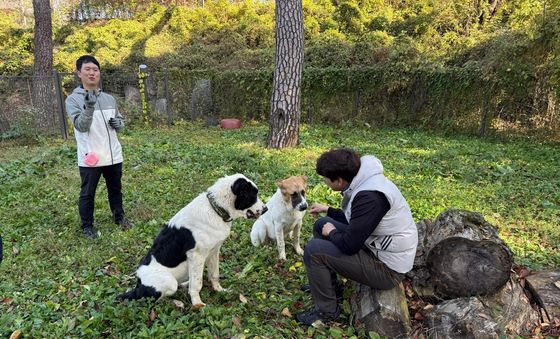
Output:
(296, 148), (418, 326)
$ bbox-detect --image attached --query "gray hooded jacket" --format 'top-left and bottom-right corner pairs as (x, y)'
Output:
(65, 87), (124, 167)
(341, 155), (418, 273)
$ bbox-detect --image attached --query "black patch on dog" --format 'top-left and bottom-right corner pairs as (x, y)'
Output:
(231, 178), (258, 210)
(116, 279), (162, 301)
(291, 192), (305, 209)
(140, 224), (196, 268)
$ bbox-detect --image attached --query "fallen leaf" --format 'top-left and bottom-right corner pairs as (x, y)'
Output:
(232, 316), (242, 327)
(554, 281), (560, 290)
(9, 330), (22, 339)
(293, 301), (304, 309)
(516, 266), (532, 279)
(12, 247), (18, 255)
(2, 298), (13, 304)
(423, 304), (433, 311)
(172, 299), (185, 309)
(414, 312), (423, 321)
(149, 309), (157, 321)
(239, 294), (248, 303)
(281, 307), (292, 318)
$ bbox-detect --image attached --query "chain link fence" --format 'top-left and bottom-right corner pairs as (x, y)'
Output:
(0, 70), (172, 139)
(1, 68), (559, 141)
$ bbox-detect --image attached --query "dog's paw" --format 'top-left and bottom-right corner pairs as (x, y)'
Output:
(295, 247), (304, 256)
(211, 283), (225, 292)
(191, 303), (206, 311)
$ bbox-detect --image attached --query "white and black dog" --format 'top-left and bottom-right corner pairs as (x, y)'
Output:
(250, 175), (308, 260)
(117, 174), (267, 308)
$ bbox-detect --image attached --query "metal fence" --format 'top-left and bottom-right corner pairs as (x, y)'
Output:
(0, 70), (171, 139)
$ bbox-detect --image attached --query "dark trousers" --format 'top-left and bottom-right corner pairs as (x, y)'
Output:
(303, 216), (405, 313)
(78, 163), (124, 228)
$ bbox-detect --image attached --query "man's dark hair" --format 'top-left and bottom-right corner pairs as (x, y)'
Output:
(316, 148), (361, 183)
(76, 55), (100, 71)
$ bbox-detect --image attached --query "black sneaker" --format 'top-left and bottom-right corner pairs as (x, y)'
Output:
(115, 216), (133, 230)
(296, 307), (340, 327)
(83, 226), (99, 238)
(300, 283), (344, 302)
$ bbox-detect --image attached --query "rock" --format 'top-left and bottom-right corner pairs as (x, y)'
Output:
(156, 98), (167, 114)
(191, 79), (213, 120)
(124, 85), (141, 104)
(350, 282), (411, 337)
(525, 271), (560, 318)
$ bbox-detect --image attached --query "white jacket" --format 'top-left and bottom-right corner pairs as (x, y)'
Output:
(65, 87), (124, 167)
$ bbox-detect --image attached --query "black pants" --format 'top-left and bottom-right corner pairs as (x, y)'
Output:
(78, 163), (124, 228)
(303, 216), (405, 313)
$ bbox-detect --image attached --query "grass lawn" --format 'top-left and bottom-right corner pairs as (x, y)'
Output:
(1, 122), (558, 337)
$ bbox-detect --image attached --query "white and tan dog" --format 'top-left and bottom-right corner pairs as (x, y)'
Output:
(117, 174), (267, 309)
(250, 176), (308, 260)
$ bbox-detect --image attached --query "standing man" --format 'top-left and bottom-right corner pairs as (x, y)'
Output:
(296, 148), (418, 326)
(65, 55), (131, 238)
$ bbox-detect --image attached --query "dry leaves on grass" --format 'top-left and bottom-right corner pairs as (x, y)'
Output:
(146, 309), (157, 327)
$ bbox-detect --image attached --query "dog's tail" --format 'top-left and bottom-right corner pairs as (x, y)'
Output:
(116, 280), (161, 301)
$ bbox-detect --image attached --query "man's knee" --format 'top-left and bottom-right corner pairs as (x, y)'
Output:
(304, 239), (328, 266)
(313, 217), (332, 236)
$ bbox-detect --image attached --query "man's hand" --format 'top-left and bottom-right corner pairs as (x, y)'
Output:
(84, 90), (97, 109)
(321, 222), (336, 237)
(309, 203), (329, 217)
(108, 117), (123, 130)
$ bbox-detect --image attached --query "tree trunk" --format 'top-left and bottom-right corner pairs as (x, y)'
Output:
(32, 0), (54, 131)
(267, 0), (304, 149)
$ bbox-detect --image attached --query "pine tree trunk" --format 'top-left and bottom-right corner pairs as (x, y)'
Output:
(32, 0), (54, 131)
(267, 0), (304, 149)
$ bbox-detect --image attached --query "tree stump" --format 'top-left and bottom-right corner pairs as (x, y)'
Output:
(427, 237), (513, 298)
(350, 282), (411, 338)
(425, 278), (539, 338)
(525, 271), (560, 318)
(351, 209), (542, 337)
(409, 209), (513, 297)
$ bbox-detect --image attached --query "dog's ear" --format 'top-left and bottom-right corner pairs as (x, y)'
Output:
(232, 177), (251, 196)
(277, 179), (288, 195)
(232, 177), (258, 210)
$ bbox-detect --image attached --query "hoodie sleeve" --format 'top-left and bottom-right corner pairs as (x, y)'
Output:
(327, 191), (390, 255)
(65, 94), (94, 132)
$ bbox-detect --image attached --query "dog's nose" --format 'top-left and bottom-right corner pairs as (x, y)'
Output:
(299, 203), (308, 211)
(262, 206), (268, 214)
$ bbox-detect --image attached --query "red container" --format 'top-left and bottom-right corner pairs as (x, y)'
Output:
(220, 118), (242, 129)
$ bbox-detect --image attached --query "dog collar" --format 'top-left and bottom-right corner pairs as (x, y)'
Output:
(206, 192), (232, 222)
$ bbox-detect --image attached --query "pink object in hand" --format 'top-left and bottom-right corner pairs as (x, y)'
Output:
(220, 118), (242, 129)
(84, 151), (99, 166)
